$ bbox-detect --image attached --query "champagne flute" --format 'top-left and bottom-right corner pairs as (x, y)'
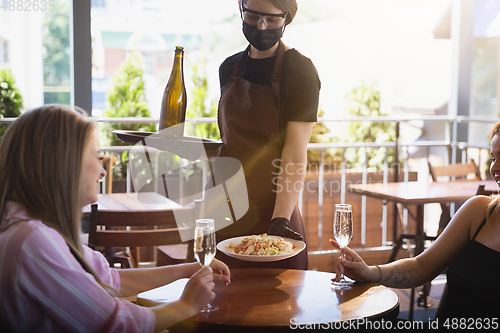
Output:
(332, 204), (353, 289)
(193, 219), (218, 312)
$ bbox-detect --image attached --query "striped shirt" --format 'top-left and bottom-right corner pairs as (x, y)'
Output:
(0, 201), (155, 333)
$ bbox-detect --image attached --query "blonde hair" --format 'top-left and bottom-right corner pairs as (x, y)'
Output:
(487, 122), (500, 223)
(0, 104), (109, 289)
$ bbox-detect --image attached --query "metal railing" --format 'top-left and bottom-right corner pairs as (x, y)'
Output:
(2, 114), (497, 254)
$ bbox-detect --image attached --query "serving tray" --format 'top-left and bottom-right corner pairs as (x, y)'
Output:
(113, 130), (222, 160)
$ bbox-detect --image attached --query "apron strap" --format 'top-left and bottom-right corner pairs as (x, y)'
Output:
(231, 45), (251, 79)
(231, 41), (285, 105)
(271, 40), (285, 110)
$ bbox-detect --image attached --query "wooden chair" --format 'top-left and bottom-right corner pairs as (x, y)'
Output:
(427, 159), (481, 182)
(428, 159), (481, 235)
(101, 155), (117, 194)
(88, 199), (201, 268)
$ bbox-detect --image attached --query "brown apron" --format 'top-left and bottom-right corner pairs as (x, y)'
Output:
(211, 41), (307, 269)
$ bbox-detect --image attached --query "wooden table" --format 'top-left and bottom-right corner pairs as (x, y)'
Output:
(349, 180), (498, 257)
(349, 180), (497, 206)
(137, 268), (399, 332)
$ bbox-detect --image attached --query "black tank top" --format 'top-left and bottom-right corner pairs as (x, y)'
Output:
(439, 218), (500, 320)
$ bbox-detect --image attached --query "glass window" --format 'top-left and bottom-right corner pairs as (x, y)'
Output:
(90, 0), (242, 118)
(43, 0), (71, 105)
(0, 1), (70, 110)
(469, 0), (500, 145)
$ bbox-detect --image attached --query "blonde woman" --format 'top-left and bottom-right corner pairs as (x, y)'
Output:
(0, 105), (230, 332)
(331, 123), (500, 321)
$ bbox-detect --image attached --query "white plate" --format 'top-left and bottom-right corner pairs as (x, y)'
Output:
(217, 235), (306, 262)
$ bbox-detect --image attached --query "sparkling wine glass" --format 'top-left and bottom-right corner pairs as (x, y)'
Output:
(193, 219), (218, 312)
(332, 204), (353, 289)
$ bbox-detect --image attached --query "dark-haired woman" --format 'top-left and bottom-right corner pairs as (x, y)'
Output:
(331, 122), (500, 321)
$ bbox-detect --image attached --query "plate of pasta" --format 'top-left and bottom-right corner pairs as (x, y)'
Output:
(216, 234), (306, 262)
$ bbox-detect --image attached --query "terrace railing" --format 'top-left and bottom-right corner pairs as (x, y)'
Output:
(1, 114), (496, 254)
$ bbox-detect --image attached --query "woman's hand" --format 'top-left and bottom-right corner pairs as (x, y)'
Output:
(329, 239), (373, 282)
(209, 258), (231, 286)
(179, 266), (216, 316)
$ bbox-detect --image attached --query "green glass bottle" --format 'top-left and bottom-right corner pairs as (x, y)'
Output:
(159, 46), (187, 137)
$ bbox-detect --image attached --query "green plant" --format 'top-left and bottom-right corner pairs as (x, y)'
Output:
(181, 57), (220, 180)
(42, 0), (70, 104)
(185, 57), (220, 140)
(0, 68), (23, 141)
(307, 108), (339, 170)
(307, 82), (397, 171)
(340, 80), (396, 170)
(101, 51), (156, 179)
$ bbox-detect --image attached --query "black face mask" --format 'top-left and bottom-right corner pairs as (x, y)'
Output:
(242, 21), (284, 51)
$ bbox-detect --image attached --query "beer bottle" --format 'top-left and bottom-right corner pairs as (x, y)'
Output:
(159, 46), (187, 137)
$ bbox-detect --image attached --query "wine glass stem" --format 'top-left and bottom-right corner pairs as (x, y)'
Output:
(339, 247), (345, 281)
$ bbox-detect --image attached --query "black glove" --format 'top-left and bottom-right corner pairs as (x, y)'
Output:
(268, 217), (303, 240)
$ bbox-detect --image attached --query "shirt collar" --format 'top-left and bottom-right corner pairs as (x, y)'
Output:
(1, 201), (33, 230)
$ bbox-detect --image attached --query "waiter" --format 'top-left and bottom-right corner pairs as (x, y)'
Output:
(209, 0), (321, 269)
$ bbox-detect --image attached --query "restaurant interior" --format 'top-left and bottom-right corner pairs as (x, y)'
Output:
(1, 0), (499, 330)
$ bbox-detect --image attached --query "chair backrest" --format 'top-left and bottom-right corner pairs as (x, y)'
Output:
(88, 199), (202, 265)
(428, 159), (481, 182)
(429, 159), (482, 236)
(101, 155), (117, 194)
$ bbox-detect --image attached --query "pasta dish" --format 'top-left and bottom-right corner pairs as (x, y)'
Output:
(228, 233), (295, 256)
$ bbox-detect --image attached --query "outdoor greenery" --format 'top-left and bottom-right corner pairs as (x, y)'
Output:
(101, 51), (156, 179)
(185, 57), (220, 140)
(340, 81), (396, 169)
(181, 57), (220, 180)
(307, 108), (337, 169)
(103, 52), (218, 183)
(308, 81), (397, 171)
(42, 0), (70, 104)
(0, 68), (23, 141)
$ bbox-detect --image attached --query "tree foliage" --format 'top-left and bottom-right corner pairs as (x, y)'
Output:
(0, 68), (23, 141)
(42, 0), (70, 104)
(43, 0), (70, 86)
(308, 81), (397, 171)
(340, 81), (396, 169)
(307, 108), (339, 169)
(102, 51), (156, 178)
(185, 57), (219, 140)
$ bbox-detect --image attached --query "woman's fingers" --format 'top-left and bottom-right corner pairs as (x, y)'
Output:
(181, 266), (216, 312)
(329, 239), (340, 249)
(343, 247), (361, 261)
(210, 259), (231, 285)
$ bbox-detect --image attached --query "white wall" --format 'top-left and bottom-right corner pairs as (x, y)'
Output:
(0, 10), (44, 110)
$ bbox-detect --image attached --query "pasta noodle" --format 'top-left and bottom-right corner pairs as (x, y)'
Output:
(228, 233), (295, 256)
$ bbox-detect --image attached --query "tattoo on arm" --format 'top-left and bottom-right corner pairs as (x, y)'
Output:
(383, 264), (418, 285)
